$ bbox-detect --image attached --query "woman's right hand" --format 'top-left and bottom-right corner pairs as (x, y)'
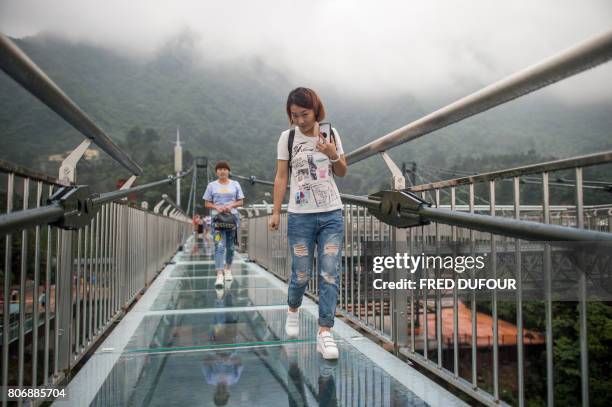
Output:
(269, 213), (280, 231)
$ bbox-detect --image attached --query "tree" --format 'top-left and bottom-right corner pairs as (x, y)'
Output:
(126, 126), (144, 150)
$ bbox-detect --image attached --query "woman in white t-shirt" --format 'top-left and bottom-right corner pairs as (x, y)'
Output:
(269, 87), (347, 360)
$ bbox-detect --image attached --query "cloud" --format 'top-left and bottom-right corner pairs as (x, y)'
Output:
(1, 0), (611, 102)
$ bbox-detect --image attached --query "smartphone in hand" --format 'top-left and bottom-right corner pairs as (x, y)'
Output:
(318, 122), (331, 143)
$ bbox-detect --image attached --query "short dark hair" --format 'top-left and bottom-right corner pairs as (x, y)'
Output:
(286, 87), (326, 124)
(215, 161), (230, 171)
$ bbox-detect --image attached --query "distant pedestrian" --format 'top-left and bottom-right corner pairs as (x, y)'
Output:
(203, 161), (245, 289)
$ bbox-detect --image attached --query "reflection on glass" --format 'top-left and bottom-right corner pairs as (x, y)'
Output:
(170, 264), (254, 278)
(124, 309), (318, 352)
(160, 276), (272, 292)
(92, 339), (430, 406)
(151, 280), (286, 311)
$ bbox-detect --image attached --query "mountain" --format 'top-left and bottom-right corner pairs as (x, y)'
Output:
(1, 32), (611, 199)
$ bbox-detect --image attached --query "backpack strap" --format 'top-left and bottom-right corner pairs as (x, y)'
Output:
(288, 128), (295, 174)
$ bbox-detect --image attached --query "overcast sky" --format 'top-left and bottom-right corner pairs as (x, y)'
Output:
(1, 0), (611, 103)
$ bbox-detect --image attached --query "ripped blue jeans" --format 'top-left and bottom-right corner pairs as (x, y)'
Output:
(287, 209), (344, 328)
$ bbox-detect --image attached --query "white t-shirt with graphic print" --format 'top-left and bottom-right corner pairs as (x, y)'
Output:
(277, 126), (344, 213)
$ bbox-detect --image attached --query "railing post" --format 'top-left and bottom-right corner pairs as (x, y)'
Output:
(144, 211), (149, 286)
(56, 229), (74, 375)
(122, 205), (129, 309)
(380, 152), (408, 353)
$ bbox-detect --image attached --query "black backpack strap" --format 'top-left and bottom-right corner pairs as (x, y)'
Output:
(288, 128), (295, 174)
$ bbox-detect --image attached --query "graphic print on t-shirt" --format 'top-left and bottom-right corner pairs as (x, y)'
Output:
(290, 142), (338, 208)
(202, 180), (244, 216)
(278, 127), (344, 213)
(311, 182), (337, 207)
(292, 141), (311, 155)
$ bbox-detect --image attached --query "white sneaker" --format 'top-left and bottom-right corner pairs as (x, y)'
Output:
(285, 310), (299, 338)
(224, 267), (233, 281)
(215, 273), (224, 288)
(317, 331), (339, 360)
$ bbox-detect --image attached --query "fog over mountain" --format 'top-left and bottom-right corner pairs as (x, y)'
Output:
(2, 0), (612, 101)
(1, 1), (611, 195)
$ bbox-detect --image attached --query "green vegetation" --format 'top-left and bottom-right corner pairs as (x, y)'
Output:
(471, 300), (612, 406)
(1, 33), (611, 204)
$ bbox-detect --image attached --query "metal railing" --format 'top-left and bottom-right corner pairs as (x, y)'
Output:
(0, 165), (191, 405)
(243, 29), (612, 407)
(0, 33), (195, 407)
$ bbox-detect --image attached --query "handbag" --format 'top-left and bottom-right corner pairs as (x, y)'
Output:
(213, 212), (237, 230)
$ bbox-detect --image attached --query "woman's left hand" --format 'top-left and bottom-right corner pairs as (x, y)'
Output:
(316, 134), (338, 159)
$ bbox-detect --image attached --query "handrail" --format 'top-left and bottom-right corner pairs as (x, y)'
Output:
(344, 29), (612, 165)
(0, 170), (192, 235)
(93, 167), (192, 206)
(0, 204), (65, 235)
(0, 33), (143, 175)
(236, 175), (612, 243)
(409, 150), (612, 192)
(0, 158), (63, 186)
(232, 174), (275, 186)
(338, 194), (612, 242)
(415, 205), (612, 242)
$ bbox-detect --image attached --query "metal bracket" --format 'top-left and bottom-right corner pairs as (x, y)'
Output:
(59, 139), (92, 185)
(153, 200), (165, 214)
(47, 185), (100, 230)
(119, 175), (138, 202)
(120, 175), (137, 190)
(367, 189), (431, 228)
(380, 152), (405, 190)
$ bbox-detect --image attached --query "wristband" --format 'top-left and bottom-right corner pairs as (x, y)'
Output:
(329, 155), (340, 163)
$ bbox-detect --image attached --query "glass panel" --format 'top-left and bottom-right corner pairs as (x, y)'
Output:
(170, 264), (256, 278)
(150, 287), (287, 311)
(159, 275), (274, 292)
(91, 340), (429, 406)
(124, 309), (318, 352)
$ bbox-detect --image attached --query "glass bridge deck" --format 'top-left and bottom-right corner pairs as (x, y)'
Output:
(54, 238), (468, 406)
